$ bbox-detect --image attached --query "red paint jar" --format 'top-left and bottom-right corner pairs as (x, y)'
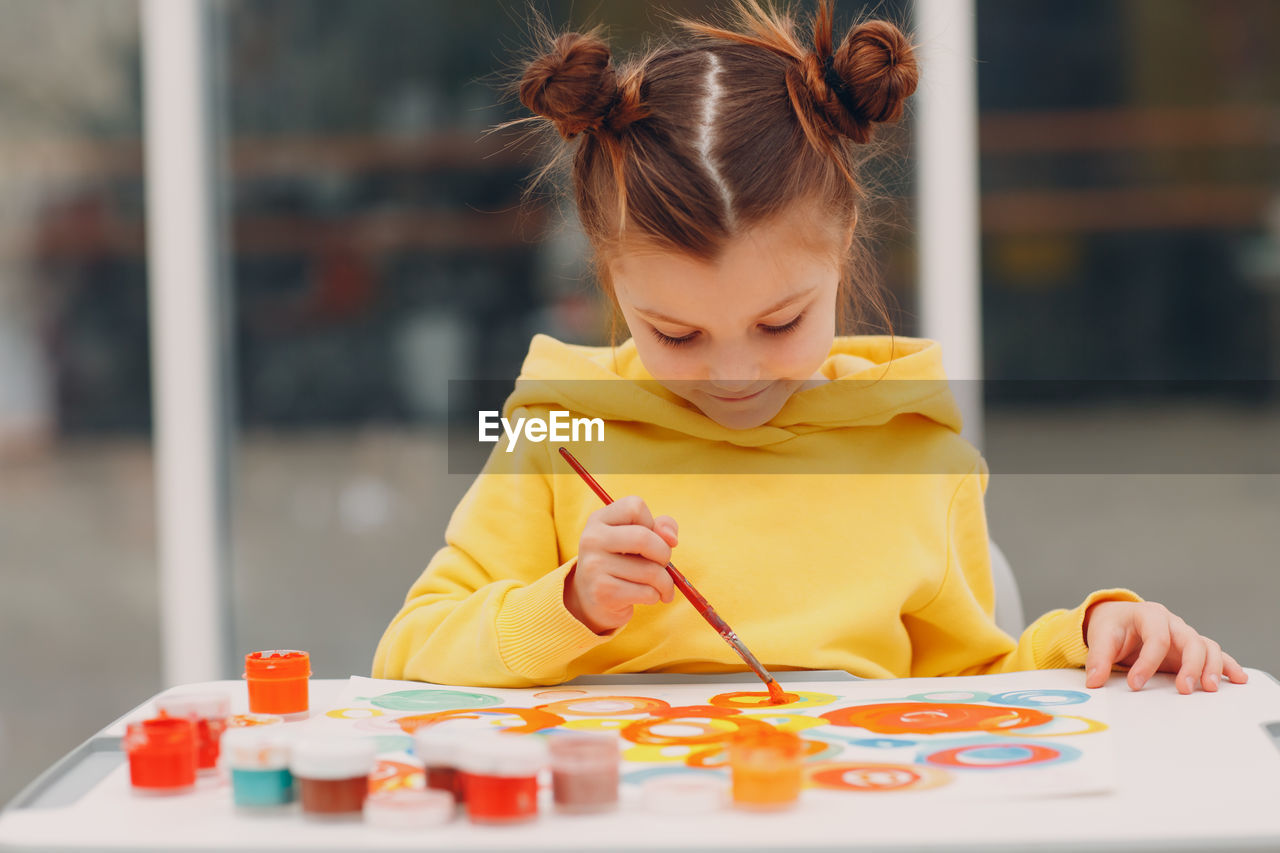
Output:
(124, 716), (197, 795)
(290, 737), (376, 819)
(457, 736), (547, 825)
(549, 732), (619, 814)
(413, 728), (462, 803)
(154, 693), (229, 772)
(244, 650), (310, 718)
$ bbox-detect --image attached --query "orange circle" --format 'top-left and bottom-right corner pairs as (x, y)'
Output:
(820, 702), (1051, 734)
(622, 713), (773, 746)
(536, 695), (671, 717)
(397, 706), (564, 735)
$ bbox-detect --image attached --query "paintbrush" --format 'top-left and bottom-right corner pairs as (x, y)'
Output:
(558, 446), (788, 705)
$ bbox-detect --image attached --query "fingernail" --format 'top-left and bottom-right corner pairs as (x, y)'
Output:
(1087, 666), (1098, 680)
(1210, 673), (1220, 688)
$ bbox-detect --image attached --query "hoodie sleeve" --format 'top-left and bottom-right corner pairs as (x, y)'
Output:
(902, 457), (1143, 677)
(372, 412), (615, 686)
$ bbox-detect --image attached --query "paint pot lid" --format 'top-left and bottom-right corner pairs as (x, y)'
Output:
(642, 775), (728, 814)
(289, 736), (376, 780)
(221, 725), (292, 770)
(364, 789), (454, 829)
(413, 728), (458, 765)
(244, 649), (311, 680)
(456, 735), (548, 776)
(155, 692), (231, 720)
(547, 731), (620, 768)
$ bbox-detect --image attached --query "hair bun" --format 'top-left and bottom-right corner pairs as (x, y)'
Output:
(519, 33), (620, 139)
(830, 20), (918, 128)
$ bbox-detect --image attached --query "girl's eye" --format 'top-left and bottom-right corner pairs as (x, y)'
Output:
(653, 328), (699, 347)
(761, 313), (804, 335)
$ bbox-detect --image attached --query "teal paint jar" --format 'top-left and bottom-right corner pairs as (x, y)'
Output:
(222, 726), (294, 807)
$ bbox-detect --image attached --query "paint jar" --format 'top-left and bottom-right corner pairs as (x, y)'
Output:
(413, 728), (462, 803)
(290, 737), (376, 819)
(244, 650), (310, 718)
(364, 789), (454, 829)
(221, 726), (294, 808)
(457, 735), (547, 825)
(154, 693), (230, 773)
(124, 716), (197, 795)
(548, 732), (619, 814)
(729, 729), (804, 810)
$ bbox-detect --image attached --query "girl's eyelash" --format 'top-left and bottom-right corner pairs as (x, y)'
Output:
(653, 329), (699, 347)
(651, 313), (805, 348)
(761, 313), (804, 335)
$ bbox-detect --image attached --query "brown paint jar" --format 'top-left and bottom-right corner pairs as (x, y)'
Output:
(549, 732), (620, 814)
(413, 728), (462, 804)
(290, 737), (375, 819)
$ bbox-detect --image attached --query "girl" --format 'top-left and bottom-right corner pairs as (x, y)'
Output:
(374, 0), (1245, 696)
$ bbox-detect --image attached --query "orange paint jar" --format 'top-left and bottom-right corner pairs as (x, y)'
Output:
(729, 729), (804, 810)
(244, 650), (310, 718)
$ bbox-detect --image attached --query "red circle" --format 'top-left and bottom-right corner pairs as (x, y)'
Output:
(809, 764), (923, 791)
(926, 743), (1059, 769)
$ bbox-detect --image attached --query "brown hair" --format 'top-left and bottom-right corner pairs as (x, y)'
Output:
(516, 0), (918, 337)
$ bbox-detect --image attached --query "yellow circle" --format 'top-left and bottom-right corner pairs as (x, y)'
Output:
(325, 707), (385, 720)
(995, 714), (1108, 737)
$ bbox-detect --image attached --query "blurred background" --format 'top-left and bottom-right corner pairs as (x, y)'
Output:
(1, 0), (1277, 802)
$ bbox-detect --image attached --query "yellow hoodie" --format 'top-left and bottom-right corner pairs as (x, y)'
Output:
(373, 333), (1140, 686)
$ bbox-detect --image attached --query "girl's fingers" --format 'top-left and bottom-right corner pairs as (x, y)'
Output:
(1201, 638), (1223, 692)
(1223, 652), (1249, 683)
(596, 576), (664, 610)
(1083, 625), (1123, 689)
(598, 495), (655, 529)
(653, 515), (679, 547)
(1170, 621), (1206, 694)
(1127, 611), (1172, 690)
(601, 524), (672, 567)
(607, 555), (676, 603)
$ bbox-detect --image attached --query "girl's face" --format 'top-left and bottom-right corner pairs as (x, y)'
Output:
(610, 204), (847, 430)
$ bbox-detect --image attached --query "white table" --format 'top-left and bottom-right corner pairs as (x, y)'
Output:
(3, 669), (1280, 851)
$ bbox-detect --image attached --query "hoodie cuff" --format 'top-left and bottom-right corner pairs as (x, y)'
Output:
(1032, 588), (1144, 669)
(495, 559), (617, 680)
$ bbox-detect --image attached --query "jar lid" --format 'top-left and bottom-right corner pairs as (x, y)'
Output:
(155, 692), (231, 720)
(289, 736), (376, 780)
(221, 726), (292, 770)
(413, 728), (457, 765)
(456, 735), (548, 777)
(244, 650), (311, 680)
(642, 775), (727, 814)
(364, 789), (454, 829)
(124, 717), (196, 756)
(547, 732), (620, 767)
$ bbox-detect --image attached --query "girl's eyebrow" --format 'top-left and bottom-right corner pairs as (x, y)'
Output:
(635, 287), (816, 327)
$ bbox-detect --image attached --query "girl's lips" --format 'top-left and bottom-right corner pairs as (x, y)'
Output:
(707, 387), (766, 402)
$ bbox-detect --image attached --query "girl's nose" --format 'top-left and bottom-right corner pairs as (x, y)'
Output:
(707, 350), (760, 392)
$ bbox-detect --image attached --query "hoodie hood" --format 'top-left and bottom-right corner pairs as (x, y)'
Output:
(504, 334), (963, 447)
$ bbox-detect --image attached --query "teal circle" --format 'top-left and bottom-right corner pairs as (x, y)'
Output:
(363, 690), (504, 712)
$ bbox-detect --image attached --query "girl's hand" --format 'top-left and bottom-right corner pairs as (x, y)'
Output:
(564, 496), (678, 634)
(1083, 600), (1248, 693)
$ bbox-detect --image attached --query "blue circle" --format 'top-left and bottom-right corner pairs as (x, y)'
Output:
(622, 766), (726, 786)
(987, 689), (1089, 708)
(904, 690), (993, 703)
